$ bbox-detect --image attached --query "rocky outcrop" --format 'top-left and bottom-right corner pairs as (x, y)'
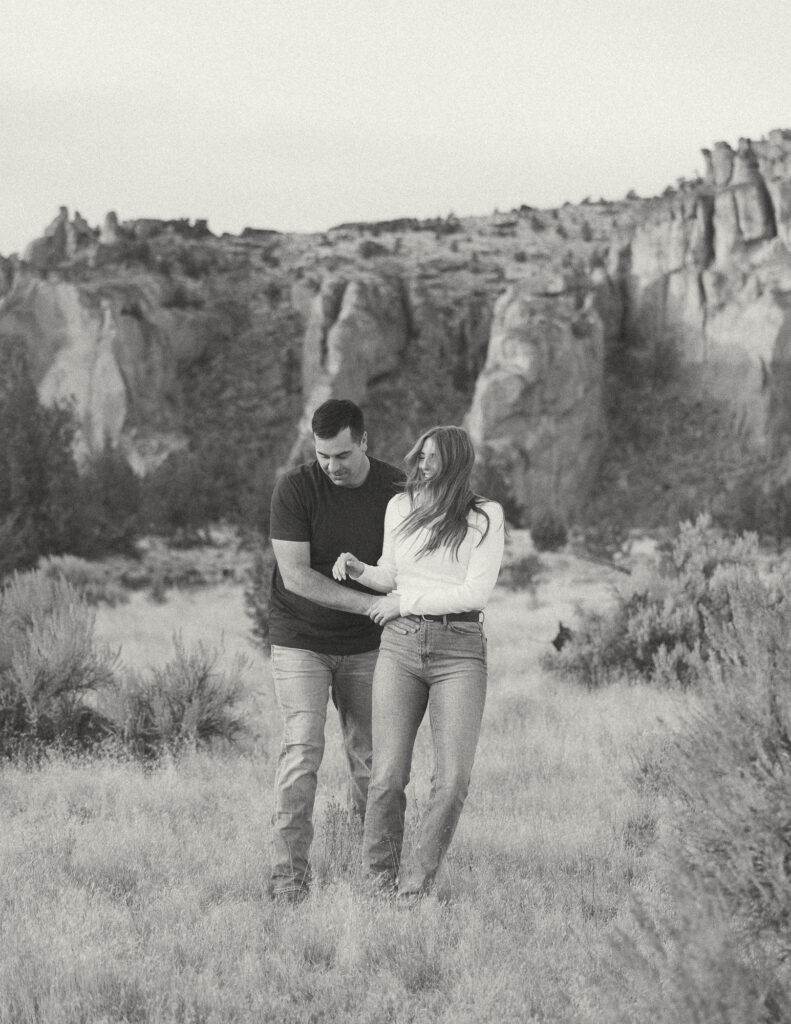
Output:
(99, 212), (121, 247)
(5, 130), (791, 528)
(286, 274), (411, 460)
(0, 270), (224, 472)
(466, 272), (608, 521)
(622, 133), (791, 455)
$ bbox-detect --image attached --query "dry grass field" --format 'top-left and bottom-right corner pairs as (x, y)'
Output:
(0, 554), (744, 1023)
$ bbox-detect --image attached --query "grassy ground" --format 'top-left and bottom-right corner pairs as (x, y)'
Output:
(0, 559), (687, 1023)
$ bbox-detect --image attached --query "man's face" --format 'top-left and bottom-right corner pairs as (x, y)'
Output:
(313, 428), (369, 487)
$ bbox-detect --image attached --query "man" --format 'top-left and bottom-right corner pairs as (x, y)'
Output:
(267, 398), (403, 902)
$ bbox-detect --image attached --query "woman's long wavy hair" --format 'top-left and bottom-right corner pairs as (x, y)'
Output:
(397, 425), (490, 558)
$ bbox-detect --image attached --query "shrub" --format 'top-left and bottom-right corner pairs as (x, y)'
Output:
(358, 239), (389, 259)
(530, 507), (568, 551)
(715, 472), (791, 547)
(497, 553), (542, 591)
(141, 450), (221, 544)
(0, 336), (84, 574)
(108, 635), (248, 757)
(600, 557), (791, 1020)
(76, 443), (142, 558)
(37, 555), (130, 607)
(546, 516), (763, 689)
(244, 540), (276, 648)
(0, 570), (117, 754)
(161, 280), (204, 309)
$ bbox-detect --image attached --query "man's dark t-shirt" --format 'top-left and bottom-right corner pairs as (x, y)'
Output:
(269, 457), (404, 654)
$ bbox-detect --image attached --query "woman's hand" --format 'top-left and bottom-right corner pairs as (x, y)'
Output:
(368, 593), (402, 625)
(332, 553), (364, 581)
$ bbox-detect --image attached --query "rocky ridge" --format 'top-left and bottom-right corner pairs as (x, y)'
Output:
(2, 129), (791, 530)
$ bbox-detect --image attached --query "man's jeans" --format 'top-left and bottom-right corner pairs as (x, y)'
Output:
(362, 617), (487, 894)
(269, 645), (378, 895)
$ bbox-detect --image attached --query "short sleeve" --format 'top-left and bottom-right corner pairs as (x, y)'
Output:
(270, 474), (310, 542)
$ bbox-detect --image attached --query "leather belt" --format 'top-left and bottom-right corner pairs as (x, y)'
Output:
(413, 611), (482, 624)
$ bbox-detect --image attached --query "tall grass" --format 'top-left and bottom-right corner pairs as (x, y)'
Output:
(0, 582), (682, 1023)
(0, 569), (252, 759)
(1, 552), (788, 1022)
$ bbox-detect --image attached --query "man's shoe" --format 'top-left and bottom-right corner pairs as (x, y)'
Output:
(269, 883), (309, 906)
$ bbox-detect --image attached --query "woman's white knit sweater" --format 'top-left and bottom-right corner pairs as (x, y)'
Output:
(357, 492), (505, 616)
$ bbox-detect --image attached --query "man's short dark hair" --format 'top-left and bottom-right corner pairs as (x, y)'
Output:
(311, 399), (365, 441)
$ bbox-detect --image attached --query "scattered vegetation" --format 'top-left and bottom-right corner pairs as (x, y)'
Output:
(593, 522), (791, 1021)
(0, 568), (248, 759)
(580, 375), (747, 554)
(0, 335), (84, 575)
(37, 555), (130, 607)
(243, 540), (276, 649)
(529, 507), (569, 551)
(105, 635), (248, 758)
(546, 516), (771, 689)
(0, 571), (117, 754)
(496, 552), (542, 591)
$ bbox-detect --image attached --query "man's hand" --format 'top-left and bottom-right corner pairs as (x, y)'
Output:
(332, 553), (365, 581)
(272, 539), (371, 615)
(368, 593), (402, 625)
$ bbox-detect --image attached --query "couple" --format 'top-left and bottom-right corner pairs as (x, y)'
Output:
(268, 399), (504, 902)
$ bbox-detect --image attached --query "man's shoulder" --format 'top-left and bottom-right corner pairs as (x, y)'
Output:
(368, 457), (405, 487)
(273, 461), (320, 492)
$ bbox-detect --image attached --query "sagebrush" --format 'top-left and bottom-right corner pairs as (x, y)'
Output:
(545, 516), (770, 689)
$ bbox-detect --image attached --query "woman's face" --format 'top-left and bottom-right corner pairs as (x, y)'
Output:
(417, 436), (442, 481)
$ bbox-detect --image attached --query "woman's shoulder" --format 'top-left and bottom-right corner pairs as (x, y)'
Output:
(386, 492), (412, 514)
(470, 498), (505, 527)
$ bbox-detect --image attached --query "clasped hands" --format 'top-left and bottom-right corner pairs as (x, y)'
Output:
(332, 552), (401, 625)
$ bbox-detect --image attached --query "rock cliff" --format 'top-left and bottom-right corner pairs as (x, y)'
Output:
(623, 132), (791, 457)
(3, 129), (791, 531)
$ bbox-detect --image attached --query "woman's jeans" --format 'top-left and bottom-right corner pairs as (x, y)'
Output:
(269, 645), (378, 897)
(362, 616), (487, 894)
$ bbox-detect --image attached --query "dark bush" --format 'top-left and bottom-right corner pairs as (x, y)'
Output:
(161, 280), (205, 309)
(497, 553), (542, 591)
(529, 507), (568, 551)
(77, 443), (142, 558)
(141, 450), (224, 544)
(358, 239), (389, 259)
(0, 336), (84, 575)
(244, 540), (276, 649)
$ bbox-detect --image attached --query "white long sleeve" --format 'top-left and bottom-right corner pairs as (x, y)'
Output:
(357, 494), (504, 615)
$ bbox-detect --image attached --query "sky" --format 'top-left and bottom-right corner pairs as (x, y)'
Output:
(1, 0), (790, 256)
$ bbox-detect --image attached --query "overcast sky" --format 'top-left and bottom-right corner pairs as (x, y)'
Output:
(1, 0), (789, 256)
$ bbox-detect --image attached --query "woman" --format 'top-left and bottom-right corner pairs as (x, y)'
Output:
(332, 425), (504, 897)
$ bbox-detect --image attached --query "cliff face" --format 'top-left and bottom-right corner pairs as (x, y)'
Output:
(3, 128), (791, 529)
(0, 268), (225, 472)
(623, 131), (791, 455)
(467, 269), (613, 518)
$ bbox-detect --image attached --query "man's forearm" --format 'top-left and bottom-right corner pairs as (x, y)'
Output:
(282, 567), (373, 615)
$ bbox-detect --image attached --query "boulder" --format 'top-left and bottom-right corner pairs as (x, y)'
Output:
(99, 211), (121, 246)
(0, 272), (222, 471)
(288, 273), (410, 461)
(466, 278), (607, 522)
(23, 206), (70, 269)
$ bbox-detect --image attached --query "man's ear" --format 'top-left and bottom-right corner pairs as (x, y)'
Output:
(360, 431), (368, 450)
